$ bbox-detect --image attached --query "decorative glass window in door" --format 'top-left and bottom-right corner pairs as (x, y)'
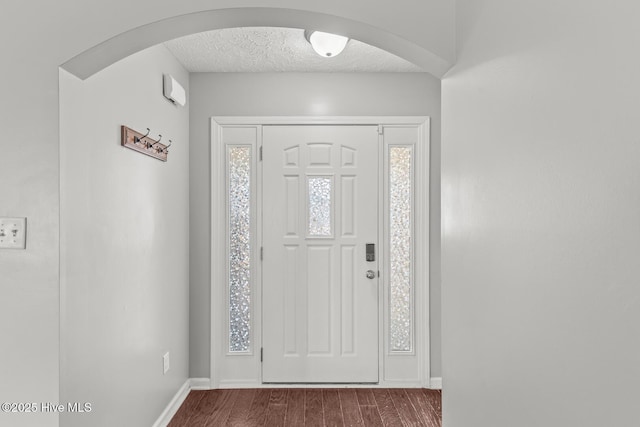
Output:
(389, 146), (414, 352)
(228, 146), (251, 352)
(307, 176), (333, 237)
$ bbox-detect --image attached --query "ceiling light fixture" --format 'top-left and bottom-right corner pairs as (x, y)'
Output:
(304, 30), (349, 58)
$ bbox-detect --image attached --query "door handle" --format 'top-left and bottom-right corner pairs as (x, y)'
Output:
(366, 270), (376, 279)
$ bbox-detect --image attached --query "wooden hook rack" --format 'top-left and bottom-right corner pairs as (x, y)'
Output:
(121, 125), (169, 162)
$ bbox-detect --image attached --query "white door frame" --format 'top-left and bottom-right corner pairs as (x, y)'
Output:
(210, 116), (430, 388)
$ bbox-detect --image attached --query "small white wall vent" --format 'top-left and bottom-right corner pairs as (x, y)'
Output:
(163, 74), (186, 107)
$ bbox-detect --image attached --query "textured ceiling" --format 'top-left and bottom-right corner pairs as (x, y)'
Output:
(164, 27), (424, 73)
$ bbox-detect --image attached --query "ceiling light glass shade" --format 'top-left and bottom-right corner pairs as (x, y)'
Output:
(305, 31), (349, 58)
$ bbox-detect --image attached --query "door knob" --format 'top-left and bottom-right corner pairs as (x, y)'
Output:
(366, 270), (376, 279)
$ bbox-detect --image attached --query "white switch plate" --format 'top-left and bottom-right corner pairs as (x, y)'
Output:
(0, 217), (26, 249)
(163, 352), (170, 375)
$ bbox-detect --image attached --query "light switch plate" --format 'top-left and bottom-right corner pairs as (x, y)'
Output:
(0, 217), (27, 249)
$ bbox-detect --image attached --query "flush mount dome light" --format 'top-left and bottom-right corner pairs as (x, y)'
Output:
(304, 30), (349, 58)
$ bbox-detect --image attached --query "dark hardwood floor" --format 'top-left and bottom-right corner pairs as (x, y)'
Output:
(168, 388), (441, 426)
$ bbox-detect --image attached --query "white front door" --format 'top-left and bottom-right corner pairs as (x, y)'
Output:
(262, 125), (380, 383)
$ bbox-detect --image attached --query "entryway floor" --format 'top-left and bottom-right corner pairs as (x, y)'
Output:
(168, 388), (442, 426)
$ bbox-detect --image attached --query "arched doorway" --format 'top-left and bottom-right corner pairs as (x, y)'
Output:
(61, 8), (451, 79)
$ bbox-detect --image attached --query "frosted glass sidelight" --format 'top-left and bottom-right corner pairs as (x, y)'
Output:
(308, 176), (332, 236)
(389, 146), (413, 352)
(228, 146), (251, 352)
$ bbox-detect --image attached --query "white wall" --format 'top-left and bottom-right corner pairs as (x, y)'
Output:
(59, 45), (189, 426)
(189, 72), (442, 378)
(442, 1), (640, 425)
(0, 3), (451, 426)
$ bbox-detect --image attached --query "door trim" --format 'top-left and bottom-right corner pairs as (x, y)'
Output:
(210, 116), (430, 388)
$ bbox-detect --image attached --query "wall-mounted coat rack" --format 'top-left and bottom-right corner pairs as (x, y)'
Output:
(121, 126), (172, 162)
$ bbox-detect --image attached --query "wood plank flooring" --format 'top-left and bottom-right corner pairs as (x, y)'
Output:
(168, 388), (441, 426)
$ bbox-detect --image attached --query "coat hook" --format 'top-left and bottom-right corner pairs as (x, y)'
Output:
(134, 128), (150, 144)
(150, 134), (162, 149)
(163, 140), (172, 153)
(121, 125), (169, 161)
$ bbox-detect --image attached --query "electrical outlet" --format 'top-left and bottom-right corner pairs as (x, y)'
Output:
(163, 352), (170, 375)
(0, 217), (26, 249)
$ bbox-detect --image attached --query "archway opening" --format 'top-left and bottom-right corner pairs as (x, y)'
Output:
(61, 7), (451, 79)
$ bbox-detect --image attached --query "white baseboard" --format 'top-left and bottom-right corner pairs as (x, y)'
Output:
(153, 378), (212, 427)
(215, 381), (428, 389)
(152, 379), (191, 427)
(190, 377), (212, 390)
(429, 377), (442, 389)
